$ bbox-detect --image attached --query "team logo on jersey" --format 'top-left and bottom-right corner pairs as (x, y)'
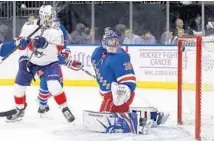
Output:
(123, 62), (133, 70)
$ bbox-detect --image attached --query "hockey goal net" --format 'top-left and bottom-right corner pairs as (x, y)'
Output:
(178, 36), (214, 140)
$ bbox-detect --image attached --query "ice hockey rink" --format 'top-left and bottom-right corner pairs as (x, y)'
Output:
(1, 86), (213, 141)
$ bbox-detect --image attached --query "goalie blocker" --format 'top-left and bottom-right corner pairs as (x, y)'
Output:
(83, 107), (169, 134)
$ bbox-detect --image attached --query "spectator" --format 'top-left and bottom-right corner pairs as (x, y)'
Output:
(172, 18), (185, 37)
(115, 24), (126, 44)
(205, 21), (214, 36)
(190, 14), (202, 32)
(163, 18), (187, 44)
(123, 29), (143, 44)
(160, 31), (173, 44)
(166, 29), (184, 45)
(90, 27), (101, 44)
(85, 27), (90, 35)
(0, 24), (8, 41)
(141, 30), (156, 44)
(68, 23), (89, 44)
(189, 14), (203, 35)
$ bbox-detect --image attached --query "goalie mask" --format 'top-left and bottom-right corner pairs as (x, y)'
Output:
(39, 5), (56, 27)
(102, 30), (121, 53)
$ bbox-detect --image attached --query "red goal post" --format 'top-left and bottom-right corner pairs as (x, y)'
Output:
(177, 36), (202, 140)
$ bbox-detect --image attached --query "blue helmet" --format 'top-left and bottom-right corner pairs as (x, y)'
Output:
(102, 30), (120, 49)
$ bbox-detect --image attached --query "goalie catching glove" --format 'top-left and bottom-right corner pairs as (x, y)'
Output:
(111, 82), (131, 106)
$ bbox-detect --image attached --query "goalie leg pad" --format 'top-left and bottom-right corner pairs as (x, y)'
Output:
(83, 110), (138, 134)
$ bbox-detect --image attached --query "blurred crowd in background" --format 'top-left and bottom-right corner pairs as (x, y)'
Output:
(0, 1), (214, 45)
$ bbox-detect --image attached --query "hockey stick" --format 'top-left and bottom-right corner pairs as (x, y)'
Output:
(81, 68), (96, 79)
(0, 109), (17, 117)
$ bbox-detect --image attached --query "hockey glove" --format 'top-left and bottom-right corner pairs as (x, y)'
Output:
(111, 82), (131, 106)
(15, 37), (31, 50)
(33, 36), (48, 49)
(32, 36), (48, 57)
(64, 57), (84, 71)
(60, 48), (71, 59)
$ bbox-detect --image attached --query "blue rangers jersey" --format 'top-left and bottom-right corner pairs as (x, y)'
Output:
(91, 46), (136, 95)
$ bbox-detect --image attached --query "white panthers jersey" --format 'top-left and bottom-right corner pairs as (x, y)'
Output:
(19, 19), (64, 66)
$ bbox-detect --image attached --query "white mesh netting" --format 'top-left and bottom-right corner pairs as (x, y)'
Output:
(180, 36), (214, 140)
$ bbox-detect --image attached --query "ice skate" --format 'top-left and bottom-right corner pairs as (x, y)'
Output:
(138, 117), (153, 135)
(38, 104), (50, 114)
(62, 107), (75, 123)
(157, 112), (170, 125)
(6, 108), (25, 122)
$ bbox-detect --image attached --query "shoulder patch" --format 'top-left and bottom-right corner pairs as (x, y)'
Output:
(123, 61), (133, 70)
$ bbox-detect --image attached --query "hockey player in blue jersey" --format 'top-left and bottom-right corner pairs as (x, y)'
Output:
(37, 17), (83, 114)
(92, 30), (136, 113)
(85, 30), (169, 134)
(88, 30), (142, 133)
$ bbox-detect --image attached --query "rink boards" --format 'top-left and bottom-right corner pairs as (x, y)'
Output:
(0, 44), (213, 91)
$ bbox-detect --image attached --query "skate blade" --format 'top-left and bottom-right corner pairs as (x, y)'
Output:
(160, 114), (170, 125)
(140, 119), (153, 135)
(39, 112), (48, 118)
(5, 118), (22, 123)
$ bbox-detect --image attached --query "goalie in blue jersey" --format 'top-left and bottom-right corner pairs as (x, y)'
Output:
(83, 30), (169, 135)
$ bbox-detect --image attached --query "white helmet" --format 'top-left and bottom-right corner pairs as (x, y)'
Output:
(39, 5), (56, 26)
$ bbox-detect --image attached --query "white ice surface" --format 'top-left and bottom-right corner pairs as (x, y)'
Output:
(0, 86), (212, 141)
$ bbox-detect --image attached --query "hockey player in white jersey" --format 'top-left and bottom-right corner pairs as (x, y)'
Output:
(6, 5), (75, 123)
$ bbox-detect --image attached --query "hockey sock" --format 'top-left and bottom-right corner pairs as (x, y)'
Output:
(53, 91), (67, 109)
(14, 95), (26, 109)
(39, 91), (51, 106)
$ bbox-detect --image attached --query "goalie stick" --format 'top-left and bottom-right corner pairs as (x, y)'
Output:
(81, 68), (96, 79)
